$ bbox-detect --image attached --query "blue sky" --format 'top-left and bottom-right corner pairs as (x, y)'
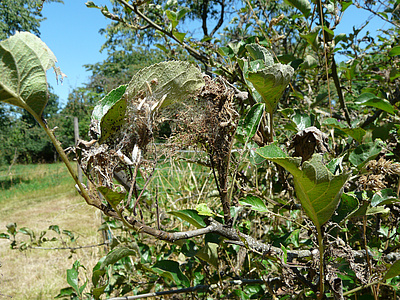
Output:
(40, 0), (112, 106)
(39, 1), (389, 107)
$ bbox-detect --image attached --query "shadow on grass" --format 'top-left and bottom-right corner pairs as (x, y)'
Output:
(0, 176), (31, 190)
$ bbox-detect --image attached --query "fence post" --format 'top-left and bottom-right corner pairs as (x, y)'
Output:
(73, 117), (83, 183)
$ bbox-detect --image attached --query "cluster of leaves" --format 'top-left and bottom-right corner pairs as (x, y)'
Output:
(1, 0), (400, 299)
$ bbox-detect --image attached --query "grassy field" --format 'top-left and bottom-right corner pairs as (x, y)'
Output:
(0, 163), (102, 299)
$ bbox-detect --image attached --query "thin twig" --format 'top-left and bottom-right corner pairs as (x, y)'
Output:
(30, 242), (109, 251)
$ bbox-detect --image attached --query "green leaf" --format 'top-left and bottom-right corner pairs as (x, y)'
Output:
(371, 189), (400, 207)
(349, 140), (383, 169)
(92, 85), (127, 142)
(49, 225), (60, 234)
(166, 10), (178, 28)
(257, 145), (349, 228)
(242, 103), (265, 143)
(19, 227), (35, 239)
(239, 195), (269, 213)
(284, 0), (311, 17)
(247, 63), (294, 114)
(196, 243), (219, 267)
(67, 264), (80, 296)
(300, 27), (321, 51)
(85, 1), (100, 8)
(389, 46), (400, 57)
(300, 55), (318, 69)
(332, 193), (359, 223)
(0, 32), (60, 117)
(0, 233), (10, 239)
(97, 186), (126, 208)
(196, 203), (214, 216)
(55, 287), (76, 298)
(125, 61), (204, 109)
(245, 44), (274, 66)
(384, 259), (400, 280)
(100, 246), (136, 269)
(292, 110), (316, 130)
(177, 7), (190, 20)
(6, 223), (17, 235)
(151, 260), (190, 287)
(323, 118), (366, 142)
(355, 93), (394, 115)
(340, 1), (352, 12)
(168, 209), (207, 228)
(173, 31), (187, 43)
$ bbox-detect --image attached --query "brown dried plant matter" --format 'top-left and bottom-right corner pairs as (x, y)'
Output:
(169, 75), (239, 224)
(357, 157), (400, 191)
(76, 75), (240, 224)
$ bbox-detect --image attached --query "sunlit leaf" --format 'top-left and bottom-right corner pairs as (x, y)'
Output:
(92, 84), (127, 138)
(239, 195), (269, 213)
(323, 118), (366, 142)
(100, 246), (137, 269)
(125, 61), (204, 109)
(256, 145), (349, 228)
(245, 44), (274, 66)
(284, 0), (311, 17)
(242, 103), (265, 143)
(349, 140), (383, 169)
(355, 93), (394, 115)
(168, 209), (206, 228)
(0, 32), (60, 117)
(389, 46), (400, 57)
(247, 63), (294, 114)
(371, 189), (400, 207)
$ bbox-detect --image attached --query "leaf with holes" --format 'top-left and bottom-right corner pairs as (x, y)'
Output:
(92, 85), (127, 142)
(125, 61), (204, 108)
(247, 63), (294, 115)
(256, 144), (349, 228)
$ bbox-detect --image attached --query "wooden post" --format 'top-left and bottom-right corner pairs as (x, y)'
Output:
(73, 117), (83, 183)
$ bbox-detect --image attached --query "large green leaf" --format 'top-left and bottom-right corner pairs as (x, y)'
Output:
(196, 242), (219, 267)
(256, 144), (349, 228)
(349, 140), (383, 169)
(355, 93), (394, 115)
(151, 260), (190, 287)
(323, 118), (366, 143)
(384, 259), (400, 280)
(168, 209), (207, 228)
(284, 0), (311, 17)
(100, 246), (137, 269)
(0, 32), (60, 117)
(124, 61), (205, 109)
(245, 44), (274, 66)
(239, 195), (269, 213)
(92, 85), (127, 142)
(240, 103), (265, 143)
(247, 63), (294, 114)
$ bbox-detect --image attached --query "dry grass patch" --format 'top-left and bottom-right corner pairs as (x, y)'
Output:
(0, 163), (104, 299)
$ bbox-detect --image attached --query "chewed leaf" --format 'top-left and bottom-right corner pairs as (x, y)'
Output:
(92, 85), (127, 143)
(92, 85), (127, 141)
(245, 44), (274, 66)
(247, 63), (294, 114)
(257, 145), (349, 228)
(124, 61), (204, 108)
(0, 32), (60, 117)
